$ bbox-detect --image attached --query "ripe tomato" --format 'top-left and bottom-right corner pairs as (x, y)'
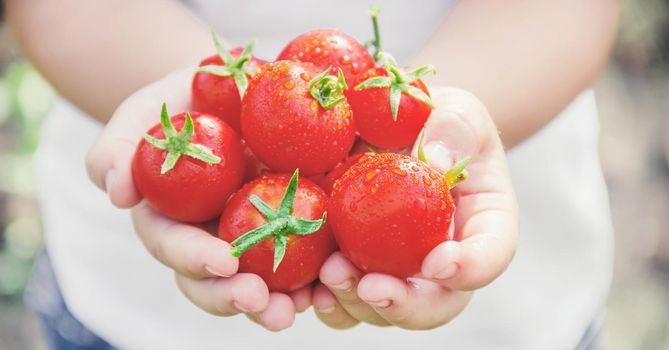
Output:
(319, 152), (374, 195)
(132, 105), (244, 223)
(192, 35), (266, 132)
(219, 170), (337, 292)
(346, 54), (435, 150)
(328, 152), (467, 278)
(276, 29), (375, 84)
(241, 60), (356, 176)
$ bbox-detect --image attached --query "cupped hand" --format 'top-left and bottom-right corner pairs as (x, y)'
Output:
(85, 68), (309, 332)
(314, 87), (519, 330)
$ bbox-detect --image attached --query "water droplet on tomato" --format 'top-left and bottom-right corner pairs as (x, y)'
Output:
(297, 52), (305, 58)
(313, 47), (322, 55)
(341, 55), (351, 65)
(423, 176), (432, 186)
(352, 62), (360, 73)
(411, 165), (419, 172)
(310, 101), (319, 111)
(300, 72), (311, 81)
(370, 183), (379, 194)
(412, 177), (420, 184)
(391, 167), (407, 176)
(284, 81), (295, 90)
(364, 169), (379, 183)
(429, 172), (438, 180)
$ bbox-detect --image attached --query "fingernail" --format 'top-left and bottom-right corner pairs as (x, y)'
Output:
(104, 170), (115, 194)
(366, 299), (392, 309)
(329, 279), (353, 292)
(316, 305), (336, 314)
(423, 142), (454, 172)
(233, 301), (250, 313)
(434, 263), (459, 280)
(205, 265), (230, 278)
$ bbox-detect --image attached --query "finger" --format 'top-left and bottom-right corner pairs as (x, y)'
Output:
(289, 286), (313, 313)
(250, 293), (296, 332)
(85, 68), (195, 208)
(357, 274), (472, 330)
(411, 87), (495, 170)
(319, 252), (389, 326)
(132, 201), (238, 279)
(175, 273), (269, 316)
(422, 203), (518, 291)
(312, 283), (359, 329)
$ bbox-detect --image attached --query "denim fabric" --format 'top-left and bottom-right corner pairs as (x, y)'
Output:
(24, 251), (114, 350)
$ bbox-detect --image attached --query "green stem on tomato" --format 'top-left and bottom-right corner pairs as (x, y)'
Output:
(229, 169), (327, 272)
(143, 104), (221, 174)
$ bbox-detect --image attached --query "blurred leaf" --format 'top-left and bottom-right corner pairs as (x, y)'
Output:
(0, 154), (35, 195)
(16, 68), (54, 124)
(0, 253), (32, 296)
(5, 216), (43, 260)
(0, 79), (10, 125)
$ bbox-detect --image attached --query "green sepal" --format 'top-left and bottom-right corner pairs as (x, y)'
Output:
(196, 65), (233, 77)
(445, 157), (471, 189)
(279, 169), (300, 216)
(273, 235), (288, 272)
(289, 212), (327, 235)
(249, 194), (278, 220)
(229, 169), (328, 272)
(230, 223), (276, 257)
(417, 128), (427, 163)
(143, 104), (221, 175)
(354, 76), (392, 90)
(389, 87), (402, 121)
(355, 52), (436, 121)
(202, 31), (258, 98)
(309, 67), (348, 109)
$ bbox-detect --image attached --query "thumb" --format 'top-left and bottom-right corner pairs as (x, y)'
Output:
(86, 68), (194, 208)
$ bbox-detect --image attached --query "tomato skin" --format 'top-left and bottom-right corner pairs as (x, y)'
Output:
(277, 30), (375, 85)
(320, 152), (374, 195)
(346, 67), (432, 150)
(328, 153), (455, 278)
(219, 174), (337, 292)
(241, 60), (356, 176)
(191, 49), (266, 132)
(132, 113), (244, 223)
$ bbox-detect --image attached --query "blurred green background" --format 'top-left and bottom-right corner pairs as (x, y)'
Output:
(1, 1), (669, 349)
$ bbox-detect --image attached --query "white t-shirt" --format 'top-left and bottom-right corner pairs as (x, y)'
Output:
(34, 1), (614, 349)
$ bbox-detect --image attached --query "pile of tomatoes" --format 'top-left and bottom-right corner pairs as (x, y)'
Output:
(132, 8), (468, 293)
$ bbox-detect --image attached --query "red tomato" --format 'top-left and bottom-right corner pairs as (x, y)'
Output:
(132, 105), (244, 223)
(192, 37), (266, 132)
(328, 153), (458, 278)
(277, 30), (375, 85)
(219, 170), (337, 292)
(346, 55), (435, 150)
(241, 60), (356, 176)
(319, 152), (374, 195)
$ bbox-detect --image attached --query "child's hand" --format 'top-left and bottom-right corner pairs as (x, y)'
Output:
(85, 68), (308, 332)
(314, 87), (519, 329)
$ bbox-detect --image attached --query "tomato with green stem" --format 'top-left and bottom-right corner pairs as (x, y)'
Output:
(192, 32), (266, 132)
(219, 169), (336, 292)
(345, 53), (435, 150)
(132, 104), (244, 223)
(328, 149), (469, 278)
(241, 61), (356, 176)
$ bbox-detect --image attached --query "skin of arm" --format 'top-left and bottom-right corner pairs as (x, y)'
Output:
(8, 0), (620, 147)
(6, 0), (213, 123)
(412, 0), (621, 147)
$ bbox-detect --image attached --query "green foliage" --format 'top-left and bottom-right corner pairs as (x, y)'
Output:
(0, 61), (54, 297)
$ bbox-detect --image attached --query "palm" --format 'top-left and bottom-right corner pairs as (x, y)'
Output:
(313, 87), (519, 329)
